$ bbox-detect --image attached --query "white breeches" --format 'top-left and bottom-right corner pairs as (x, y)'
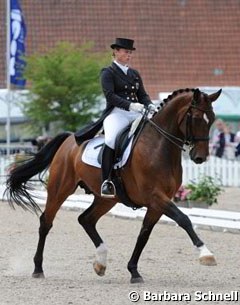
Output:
(103, 107), (141, 149)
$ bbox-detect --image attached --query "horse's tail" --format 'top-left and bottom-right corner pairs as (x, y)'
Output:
(4, 132), (72, 214)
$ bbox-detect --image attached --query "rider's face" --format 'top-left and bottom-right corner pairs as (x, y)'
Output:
(114, 48), (133, 66)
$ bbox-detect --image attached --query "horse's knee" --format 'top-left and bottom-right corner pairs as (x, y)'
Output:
(166, 204), (193, 230)
(78, 213), (92, 230)
(78, 214), (85, 226)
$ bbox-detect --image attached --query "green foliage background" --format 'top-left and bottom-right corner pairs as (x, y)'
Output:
(22, 42), (110, 134)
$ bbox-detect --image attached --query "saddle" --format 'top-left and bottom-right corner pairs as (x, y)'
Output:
(81, 115), (146, 209)
(97, 124), (132, 165)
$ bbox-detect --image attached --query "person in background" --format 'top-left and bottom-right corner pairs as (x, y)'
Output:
(234, 124), (240, 157)
(212, 119), (226, 142)
(215, 124), (235, 159)
(211, 119), (226, 156)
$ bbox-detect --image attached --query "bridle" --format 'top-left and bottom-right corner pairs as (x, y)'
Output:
(146, 98), (213, 151)
(185, 103), (213, 144)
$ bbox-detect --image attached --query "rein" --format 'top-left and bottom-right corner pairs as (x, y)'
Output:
(147, 119), (186, 151)
(146, 100), (212, 151)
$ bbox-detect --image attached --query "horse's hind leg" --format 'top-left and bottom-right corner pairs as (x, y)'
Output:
(164, 201), (217, 266)
(78, 196), (116, 276)
(32, 174), (77, 278)
(32, 211), (52, 278)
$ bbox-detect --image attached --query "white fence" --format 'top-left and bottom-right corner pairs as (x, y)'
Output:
(182, 156), (240, 187)
(1, 155), (240, 187)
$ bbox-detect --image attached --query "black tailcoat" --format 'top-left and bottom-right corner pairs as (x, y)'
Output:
(74, 62), (151, 144)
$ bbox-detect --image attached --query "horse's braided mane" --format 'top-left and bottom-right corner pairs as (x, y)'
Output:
(159, 88), (195, 109)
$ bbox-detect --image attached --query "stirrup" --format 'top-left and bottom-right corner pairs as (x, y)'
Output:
(101, 180), (116, 198)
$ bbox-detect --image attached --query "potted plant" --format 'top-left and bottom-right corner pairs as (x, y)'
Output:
(174, 185), (191, 207)
(174, 175), (223, 208)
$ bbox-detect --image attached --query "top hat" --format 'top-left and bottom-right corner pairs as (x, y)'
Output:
(110, 38), (136, 50)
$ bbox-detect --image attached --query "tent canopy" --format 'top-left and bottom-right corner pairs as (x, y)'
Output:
(159, 87), (240, 121)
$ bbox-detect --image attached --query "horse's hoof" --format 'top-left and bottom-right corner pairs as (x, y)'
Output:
(130, 276), (144, 284)
(32, 272), (45, 278)
(93, 261), (106, 276)
(199, 255), (217, 266)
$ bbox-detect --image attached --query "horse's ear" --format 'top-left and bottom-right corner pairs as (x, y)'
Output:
(209, 89), (222, 102)
(193, 88), (201, 102)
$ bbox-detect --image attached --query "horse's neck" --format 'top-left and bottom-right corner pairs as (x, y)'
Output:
(152, 100), (185, 135)
(140, 98), (188, 159)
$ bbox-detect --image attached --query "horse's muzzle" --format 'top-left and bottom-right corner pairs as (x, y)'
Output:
(193, 156), (206, 164)
(190, 148), (207, 164)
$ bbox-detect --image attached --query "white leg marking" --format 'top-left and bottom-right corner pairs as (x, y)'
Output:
(198, 244), (213, 258)
(96, 243), (107, 266)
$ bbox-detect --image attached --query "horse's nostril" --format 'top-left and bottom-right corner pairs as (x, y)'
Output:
(194, 157), (204, 164)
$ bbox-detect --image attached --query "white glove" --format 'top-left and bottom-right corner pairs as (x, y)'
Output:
(148, 103), (157, 114)
(129, 102), (144, 113)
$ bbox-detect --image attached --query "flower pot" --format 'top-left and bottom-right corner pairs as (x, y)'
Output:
(176, 200), (189, 208)
(187, 200), (209, 209)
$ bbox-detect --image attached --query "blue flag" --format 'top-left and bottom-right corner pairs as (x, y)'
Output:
(10, 0), (27, 87)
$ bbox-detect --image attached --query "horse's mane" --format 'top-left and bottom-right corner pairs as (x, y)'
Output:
(159, 88), (195, 109)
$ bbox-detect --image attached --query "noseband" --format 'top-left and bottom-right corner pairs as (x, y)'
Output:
(147, 98), (213, 151)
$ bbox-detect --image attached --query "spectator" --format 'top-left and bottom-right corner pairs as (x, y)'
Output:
(212, 119), (226, 141)
(235, 125), (240, 157)
(215, 124), (235, 159)
(211, 119), (226, 155)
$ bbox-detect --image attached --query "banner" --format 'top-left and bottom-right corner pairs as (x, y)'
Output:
(9, 0), (27, 87)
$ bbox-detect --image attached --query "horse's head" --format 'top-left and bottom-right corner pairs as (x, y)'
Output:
(180, 88), (222, 163)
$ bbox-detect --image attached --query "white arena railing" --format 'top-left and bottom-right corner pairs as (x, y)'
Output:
(1, 155), (240, 187)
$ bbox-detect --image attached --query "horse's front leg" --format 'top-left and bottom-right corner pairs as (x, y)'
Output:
(78, 196), (117, 277)
(127, 208), (162, 283)
(164, 201), (217, 266)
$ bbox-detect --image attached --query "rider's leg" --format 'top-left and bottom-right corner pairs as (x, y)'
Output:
(101, 109), (131, 198)
(101, 145), (116, 197)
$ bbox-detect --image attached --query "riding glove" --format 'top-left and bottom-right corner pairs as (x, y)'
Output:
(129, 102), (144, 112)
(148, 103), (158, 114)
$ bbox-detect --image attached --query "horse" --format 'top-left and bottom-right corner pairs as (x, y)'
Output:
(5, 88), (222, 283)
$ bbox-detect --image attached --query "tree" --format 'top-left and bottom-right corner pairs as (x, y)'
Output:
(22, 42), (110, 134)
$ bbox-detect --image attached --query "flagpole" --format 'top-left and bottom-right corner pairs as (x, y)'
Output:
(6, 0), (11, 157)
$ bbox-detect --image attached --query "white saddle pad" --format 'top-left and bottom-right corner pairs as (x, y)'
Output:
(81, 135), (133, 169)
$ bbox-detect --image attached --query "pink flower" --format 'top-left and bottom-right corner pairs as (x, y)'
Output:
(174, 185), (191, 202)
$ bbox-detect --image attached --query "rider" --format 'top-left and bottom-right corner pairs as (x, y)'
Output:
(100, 38), (156, 198)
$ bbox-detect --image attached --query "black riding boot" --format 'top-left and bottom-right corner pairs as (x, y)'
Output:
(101, 145), (116, 198)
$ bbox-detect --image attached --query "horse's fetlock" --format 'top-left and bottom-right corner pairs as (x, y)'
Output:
(127, 262), (137, 273)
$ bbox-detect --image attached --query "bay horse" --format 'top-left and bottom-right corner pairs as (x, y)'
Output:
(5, 88), (221, 283)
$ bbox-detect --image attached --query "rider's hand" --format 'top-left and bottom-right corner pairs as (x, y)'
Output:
(129, 102), (144, 113)
(148, 103), (158, 114)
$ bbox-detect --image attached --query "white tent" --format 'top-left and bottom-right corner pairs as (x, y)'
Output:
(0, 89), (27, 123)
(159, 86), (240, 121)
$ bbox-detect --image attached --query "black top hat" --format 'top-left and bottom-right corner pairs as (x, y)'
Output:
(110, 38), (136, 50)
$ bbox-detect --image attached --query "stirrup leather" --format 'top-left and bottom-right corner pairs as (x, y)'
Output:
(101, 180), (116, 198)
